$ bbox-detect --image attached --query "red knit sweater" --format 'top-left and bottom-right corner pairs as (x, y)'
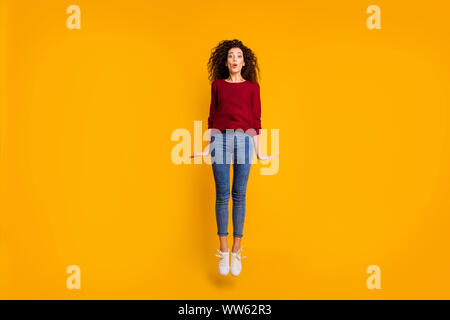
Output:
(207, 79), (261, 137)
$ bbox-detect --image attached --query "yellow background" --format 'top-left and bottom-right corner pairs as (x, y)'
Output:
(1, 0), (449, 299)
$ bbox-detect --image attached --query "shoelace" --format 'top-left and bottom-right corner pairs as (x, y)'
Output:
(215, 248), (229, 259)
(231, 246), (247, 261)
(215, 247), (247, 260)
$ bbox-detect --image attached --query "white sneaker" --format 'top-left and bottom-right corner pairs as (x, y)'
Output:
(215, 248), (230, 276)
(230, 246), (246, 276)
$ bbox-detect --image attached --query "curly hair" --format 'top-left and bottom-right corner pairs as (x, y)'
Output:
(207, 39), (260, 84)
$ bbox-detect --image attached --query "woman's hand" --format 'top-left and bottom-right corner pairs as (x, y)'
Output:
(256, 153), (279, 161)
(190, 141), (211, 158)
(252, 134), (279, 161)
(190, 150), (210, 158)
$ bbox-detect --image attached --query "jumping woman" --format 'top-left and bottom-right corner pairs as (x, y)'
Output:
(191, 39), (279, 276)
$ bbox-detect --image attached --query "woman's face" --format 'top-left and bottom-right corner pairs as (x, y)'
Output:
(226, 47), (245, 74)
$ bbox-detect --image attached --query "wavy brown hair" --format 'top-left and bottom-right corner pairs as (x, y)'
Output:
(207, 39), (260, 84)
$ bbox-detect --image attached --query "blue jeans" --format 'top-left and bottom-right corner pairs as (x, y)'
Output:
(210, 130), (254, 238)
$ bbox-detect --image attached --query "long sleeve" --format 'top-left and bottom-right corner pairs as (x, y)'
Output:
(252, 82), (262, 135)
(207, 80), (217, 129)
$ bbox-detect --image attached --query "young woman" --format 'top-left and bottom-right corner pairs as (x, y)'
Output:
(191, 39), (279, 276)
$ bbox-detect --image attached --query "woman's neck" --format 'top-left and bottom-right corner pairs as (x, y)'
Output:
(226, 74), (245, 82)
